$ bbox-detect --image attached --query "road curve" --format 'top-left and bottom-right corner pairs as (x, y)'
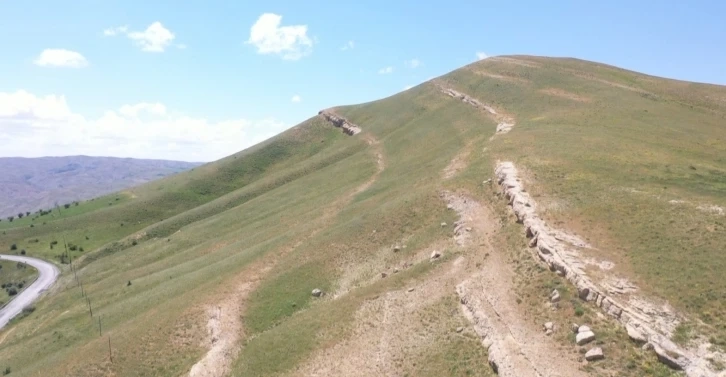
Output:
(0, 255), (60, 329)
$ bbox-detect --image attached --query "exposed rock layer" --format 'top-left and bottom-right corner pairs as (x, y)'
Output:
(495, 161), (725, 377)
(318, 110), (362, 135)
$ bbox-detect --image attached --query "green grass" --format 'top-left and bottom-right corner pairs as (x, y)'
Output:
(0, 260), (39, 306)
(0, 55), (724, 376)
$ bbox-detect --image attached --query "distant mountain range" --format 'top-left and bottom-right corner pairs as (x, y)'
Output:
(0, 156), (202, 217)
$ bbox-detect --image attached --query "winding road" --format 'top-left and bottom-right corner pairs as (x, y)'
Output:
(0, 255), (60, 329)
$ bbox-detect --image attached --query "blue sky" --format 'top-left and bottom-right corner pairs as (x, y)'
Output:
(1, 0), (725, 161)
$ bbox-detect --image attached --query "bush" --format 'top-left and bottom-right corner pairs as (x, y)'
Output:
(7, 288), (17, 296)
(3, 366), (10, 375)
(68, 244), (78, 251)
(10, 244), (16, 251)
(22, 306), (35, 314)
(20, 250), (25, 255)
(79, 247), (84, 252)
(63, 203), (70, 209)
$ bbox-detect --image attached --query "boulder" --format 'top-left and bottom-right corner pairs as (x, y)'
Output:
(550, 289), (561, 303)
(576, 331), (596, 345)
(545, 329), (553, 336)
(578, 325), (591, 333)
(585, 347), (604, 361)
(407, 287), (415, 292)
(626, 324), (647, 344)
(311, 288), (323, 297)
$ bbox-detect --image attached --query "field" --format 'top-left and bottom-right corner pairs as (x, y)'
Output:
(0, 55), (724, 376)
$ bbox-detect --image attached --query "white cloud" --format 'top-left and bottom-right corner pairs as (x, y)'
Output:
(378, 66), (394, 74)
(247, 13), (313, 60)
(340, 40), (355, 51)
(403, 85), (413, 91)
(405, 58), (421, 69)
(476, 51), (488, 60)
(104, 22), (176, 52)
(0, 90), (289, 162)
(33, 49), (88, 68)
(176, 43), (188, 50)
(291, 95), (301, 103)
(103, 25), (128, 36)
(118, 102), (167, 117)
(127, 22), (176, 52)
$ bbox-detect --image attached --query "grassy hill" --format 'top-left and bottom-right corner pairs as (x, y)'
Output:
(0, 55), (724, 377)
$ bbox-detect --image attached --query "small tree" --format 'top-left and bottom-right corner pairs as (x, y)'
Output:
(7, 216), (13, 222)
(25, 211), (30, 216)
(17, 213), (23, 219)
(10, 244), (17, 251)
(20, 250), (26, 255)
(63, 203), (70, 209)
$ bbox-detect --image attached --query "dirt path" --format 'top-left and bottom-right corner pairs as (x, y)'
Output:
(186, 130), (386, 377)
(444, 192), (587, 377)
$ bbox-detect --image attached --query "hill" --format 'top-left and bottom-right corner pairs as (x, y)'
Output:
(0, 156), (201, 218)
(0, 55), (725, 377)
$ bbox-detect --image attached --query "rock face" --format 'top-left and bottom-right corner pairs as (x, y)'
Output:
(494, 161), (724, 376)
(318, 110), (362, 135)
(576, 331), (596, 345)
(585, 347), (604, 361)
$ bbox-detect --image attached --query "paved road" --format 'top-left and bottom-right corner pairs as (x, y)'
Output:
(0, 255), (60, 329)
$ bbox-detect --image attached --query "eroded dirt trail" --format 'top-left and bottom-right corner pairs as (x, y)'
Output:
(444, 192), (587, 377)
(434, 83), (516, 137)
(187, 130), (386, 377)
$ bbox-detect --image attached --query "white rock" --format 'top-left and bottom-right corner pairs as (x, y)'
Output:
(407, 287), (415, 292)
(441, 222), (447, 227)
(456, 327), (464, 333)
(576, 331), (596, 345)
(578, 325), (591, 333)
(585, 347), (604, 361)
(393, 245), (401, 252)
(626, 323), (647, 343)
(571, 323), (579, 333)
(550, 289), (561, 303)
(311, 288), (323, 297)
(545, 329), (553, 336)
(544, 322), (554, 331)
(430, 250), (441, 259)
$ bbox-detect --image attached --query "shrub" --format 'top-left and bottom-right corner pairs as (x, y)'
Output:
(68, 244), (78, 251)
(7, 288), (17, 296)
(79, 247), (84, 252)
(63, 203), (70, 209)
(3, 366), (10, 375)
(10, 244), (17, 251)
(22, 306), (35, 314)
(20, 250), (25, 255)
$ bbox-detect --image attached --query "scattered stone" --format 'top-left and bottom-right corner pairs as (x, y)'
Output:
(550, 289), (561, 303)
(544, 322), (554, 331)
(571, 323), (579, 333)
(311, 288), (323, 297)
(407, 287), (415, 292)
(441, 222), (447, 227)
(555, 270), (565, 277)
(578, 325), (591, 333)
(465, 227), (472, 232)
(381, 272), (388, 278)
(430, 250), (441, 260)
(642, 343), (654, 351)
(393, 268), (399, 274)
(545, 329), (553, 336)
(393, 245), (401, 252)
(576, 331), (596, 345)
(447, 204), (454, 210)
(585, 347), (604, 361)
(456, 327), (464, 333)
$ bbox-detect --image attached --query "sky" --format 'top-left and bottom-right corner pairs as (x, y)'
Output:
(1, 1), (725, 162)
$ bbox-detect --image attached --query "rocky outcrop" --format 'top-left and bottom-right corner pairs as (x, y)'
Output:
(495, 161), (725, 377)
(318, 110), (362, 135)
(436, 85), (516, 136)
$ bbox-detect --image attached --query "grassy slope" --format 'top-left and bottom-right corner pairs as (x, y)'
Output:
(0, 261), (39, 306)
(0, 55), (723, 376)
(441, 56), (726, 344)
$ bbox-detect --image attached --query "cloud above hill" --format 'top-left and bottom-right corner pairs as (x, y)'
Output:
(0, 90), (288, 161)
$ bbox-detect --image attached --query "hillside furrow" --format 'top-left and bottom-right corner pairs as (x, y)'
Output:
(495, 161), (726, 377)
(443, 192), (586, 377)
